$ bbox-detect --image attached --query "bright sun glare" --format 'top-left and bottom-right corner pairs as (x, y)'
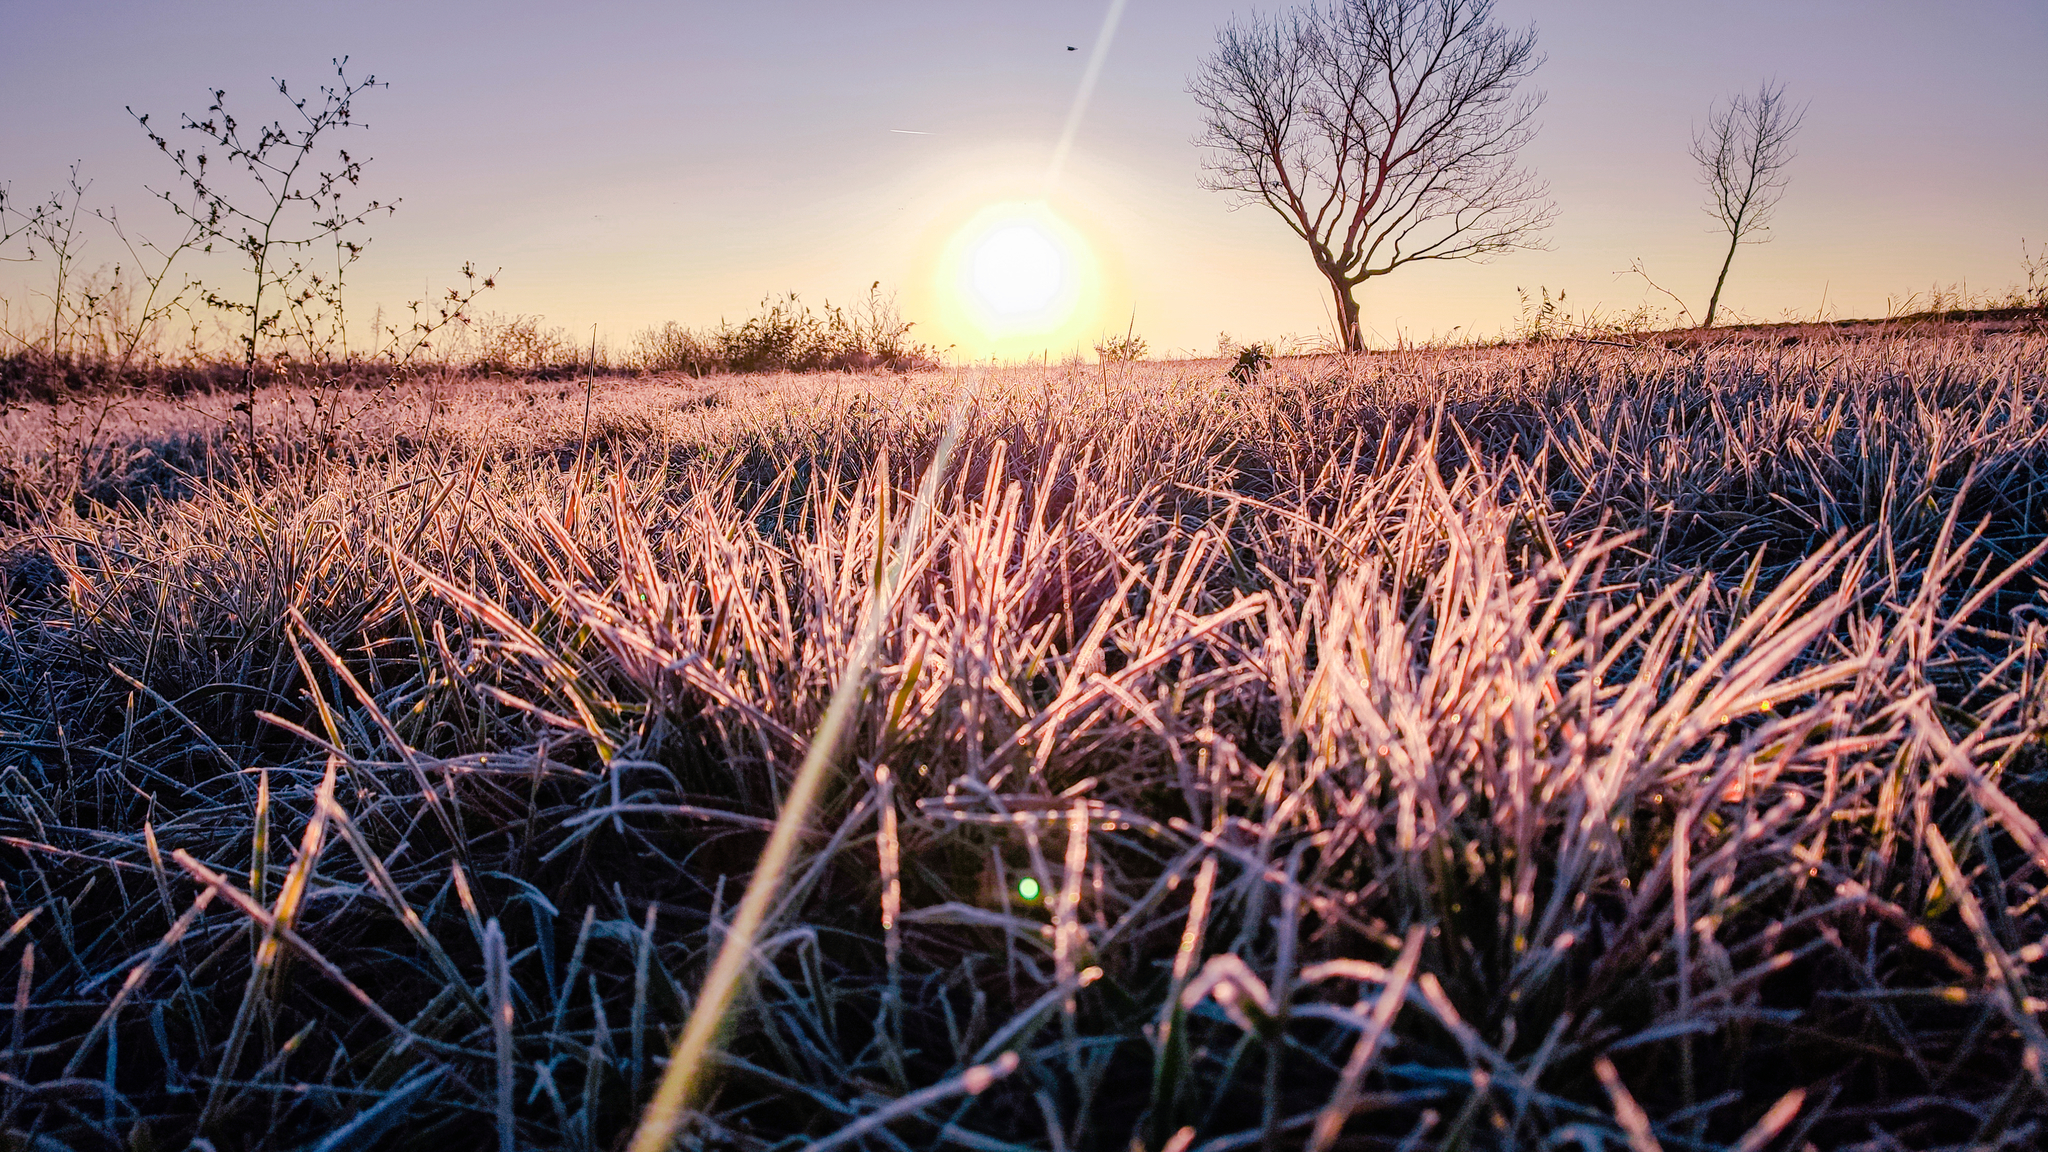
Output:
(935, 201), (1097, 350)
(970, 224), (1065, 317)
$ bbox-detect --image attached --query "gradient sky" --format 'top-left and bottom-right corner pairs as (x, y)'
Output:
(3, 0), (2043, 360)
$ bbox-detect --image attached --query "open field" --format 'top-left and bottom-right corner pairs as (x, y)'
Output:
(2, 327), (2047, 1150)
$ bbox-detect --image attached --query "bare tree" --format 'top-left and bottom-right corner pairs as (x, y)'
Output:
(1190, 0), (1552, 352)
(1693, 80), (1805, 328)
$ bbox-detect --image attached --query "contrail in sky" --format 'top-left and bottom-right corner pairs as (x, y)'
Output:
(1046, 0), (1130, 188)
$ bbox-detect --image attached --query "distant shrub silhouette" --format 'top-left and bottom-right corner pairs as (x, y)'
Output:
(635, 283), (942, 375)
(471, 312), (581, 375)
(1094, 331), (1149, 364)
(1227, 342), (1270, 382)
(634, 321), (720, 377)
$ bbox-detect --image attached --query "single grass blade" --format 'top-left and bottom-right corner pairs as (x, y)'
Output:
(1594, 1056), (1664, 1152)
(1307, 925), (1425, 1152)
(802, 1052), (1020, 1152)
(485, 918), (515, 1152)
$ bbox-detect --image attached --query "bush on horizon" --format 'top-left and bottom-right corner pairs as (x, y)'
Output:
(634, 282), (945, 376)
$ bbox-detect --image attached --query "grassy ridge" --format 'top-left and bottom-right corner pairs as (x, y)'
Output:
(1, 331), (2046, 1150)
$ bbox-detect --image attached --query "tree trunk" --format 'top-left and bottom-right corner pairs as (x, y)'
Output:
(1702, 230), (1741, 328)
(1325, 272), (1364, 353)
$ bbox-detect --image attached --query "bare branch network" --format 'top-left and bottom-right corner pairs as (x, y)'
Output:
(1693, 79), (1807, 327)
(129, 56), (396, 442)
(1191, 0), (1554, 351)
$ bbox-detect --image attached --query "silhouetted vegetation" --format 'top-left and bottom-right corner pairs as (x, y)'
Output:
(633, 283), (944, 376)
(1191, 0), (1554, 351)
(1694, 80), (1807, 327)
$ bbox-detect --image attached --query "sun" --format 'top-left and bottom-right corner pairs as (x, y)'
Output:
(906, 180), (1124, 361)
(970, 223), (1065, 318)
(936, 201), (1096, 345)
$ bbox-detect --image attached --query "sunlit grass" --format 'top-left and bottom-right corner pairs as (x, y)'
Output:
(0, 328), (2045, 1150)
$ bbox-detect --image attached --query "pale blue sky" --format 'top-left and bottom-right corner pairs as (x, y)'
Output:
(3, 1), (2043, 357)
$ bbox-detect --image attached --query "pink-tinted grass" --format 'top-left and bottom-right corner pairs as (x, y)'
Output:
(0, 330), (2043, 1150)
